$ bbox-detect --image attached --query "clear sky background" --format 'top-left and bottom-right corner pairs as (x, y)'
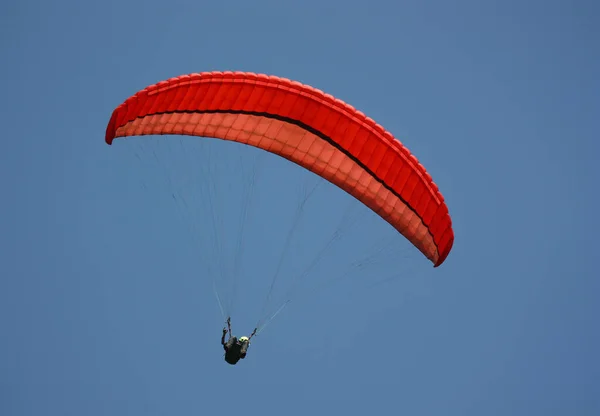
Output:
(1, 0), (598, 415)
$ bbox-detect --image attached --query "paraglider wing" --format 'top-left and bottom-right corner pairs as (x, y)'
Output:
(105, 71), (454, 267)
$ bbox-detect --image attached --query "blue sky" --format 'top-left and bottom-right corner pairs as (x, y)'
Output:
(1, 0), (599, 415)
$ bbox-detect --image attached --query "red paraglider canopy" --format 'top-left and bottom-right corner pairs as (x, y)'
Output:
(106, 71), (454, 267)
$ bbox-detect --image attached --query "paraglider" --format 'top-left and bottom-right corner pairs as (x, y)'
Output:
(105, 71), (454, 363)
(105, 71), (454, 267)
(221, 317), (256, 365)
